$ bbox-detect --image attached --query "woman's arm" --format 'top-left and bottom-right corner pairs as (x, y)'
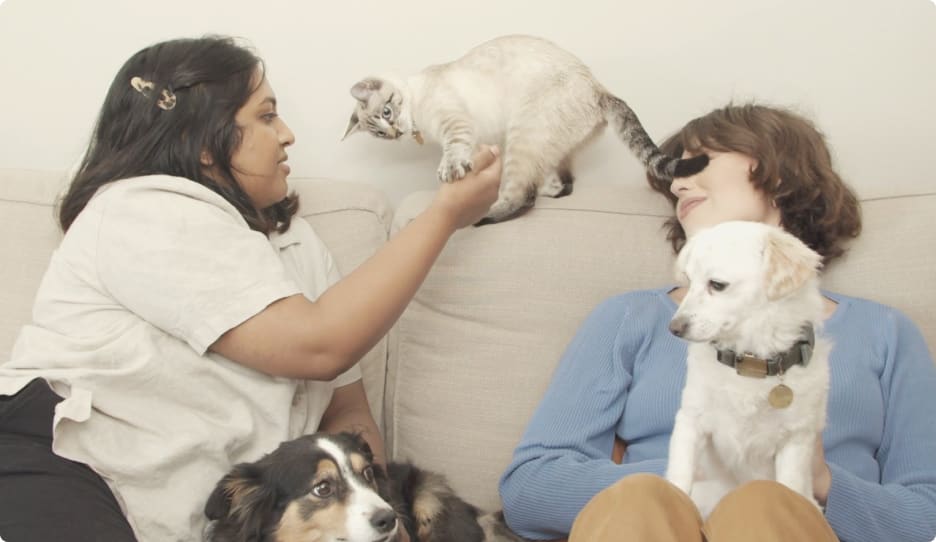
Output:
(499, 297), (666, 540)
(318, 380), (386, 466)
(210, 146), (501, 380)
(823, 310), (936, 542)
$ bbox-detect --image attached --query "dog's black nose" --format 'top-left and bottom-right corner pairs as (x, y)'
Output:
(370, 508), (397, 533)
(669, 318), (688, 338)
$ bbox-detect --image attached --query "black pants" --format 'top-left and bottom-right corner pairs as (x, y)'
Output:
(0, 378), (136, 542)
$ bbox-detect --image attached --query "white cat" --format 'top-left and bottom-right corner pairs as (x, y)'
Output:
(343, 34), (708, 224)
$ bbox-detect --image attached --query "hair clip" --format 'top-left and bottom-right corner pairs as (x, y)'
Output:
(130, 76), (154, 94)
(129, 76), (177, 111)
(156, 89), (177, 111)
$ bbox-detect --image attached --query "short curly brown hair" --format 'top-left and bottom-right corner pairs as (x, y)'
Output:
(647, 103), (861, 264)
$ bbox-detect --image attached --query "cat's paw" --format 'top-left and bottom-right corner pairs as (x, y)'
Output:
(437, 152), (473, 183)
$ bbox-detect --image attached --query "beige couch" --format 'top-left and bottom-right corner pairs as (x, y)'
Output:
(2, 168), (935, 512)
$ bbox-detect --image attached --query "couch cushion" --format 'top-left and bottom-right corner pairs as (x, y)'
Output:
(388, 185), (679, 510)
(387, 184), (936, 511)
(291, 178), (394, 432)
(822, 192), (936, 350)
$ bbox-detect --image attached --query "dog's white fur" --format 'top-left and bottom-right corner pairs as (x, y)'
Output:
(316, 437), (400, 542)
(665, 221), (830, 518)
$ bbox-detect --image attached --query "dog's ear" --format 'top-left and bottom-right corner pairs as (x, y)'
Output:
(762, 228), (822, 300)
(205, 462), (277, 540)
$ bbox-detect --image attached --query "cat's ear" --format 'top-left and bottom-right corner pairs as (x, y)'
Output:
(341, 111), (361, 141)
(350, 78), (382, 103)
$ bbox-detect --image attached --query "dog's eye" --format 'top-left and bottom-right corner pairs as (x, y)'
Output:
(312, 481), (334, 498)
(708, 280), (728, 292)
(362, 466), (375, 483)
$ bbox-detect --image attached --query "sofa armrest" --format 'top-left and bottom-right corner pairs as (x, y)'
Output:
(0, 169), (68, 359)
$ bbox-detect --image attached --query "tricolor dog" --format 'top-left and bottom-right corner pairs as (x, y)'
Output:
(205, 431), (526, 542)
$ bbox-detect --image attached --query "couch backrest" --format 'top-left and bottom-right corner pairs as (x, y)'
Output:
(5, 168), (935, 513)
(0, 171), (394, 433)
(388, 184), (936, 511)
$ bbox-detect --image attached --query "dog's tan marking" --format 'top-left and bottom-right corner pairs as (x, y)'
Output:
(310, 459), (339, 486)
(275, 497), (349, 542)
(295, 460), (342, 521)
(412, 471), (453, 540)
(348, 452), (368, 475)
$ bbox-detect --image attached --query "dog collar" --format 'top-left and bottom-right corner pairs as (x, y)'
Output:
(715, 325), (815, 378)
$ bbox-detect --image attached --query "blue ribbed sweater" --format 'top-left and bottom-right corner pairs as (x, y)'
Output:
(499, 288), (936, 542)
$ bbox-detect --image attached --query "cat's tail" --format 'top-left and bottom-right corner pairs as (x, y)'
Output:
(602, 94), (709, 179)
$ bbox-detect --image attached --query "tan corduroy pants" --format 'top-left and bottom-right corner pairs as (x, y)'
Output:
(567, 474), (838, 542)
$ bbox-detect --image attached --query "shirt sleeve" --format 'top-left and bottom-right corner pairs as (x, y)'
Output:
(498, 297), (666, 540)
(824, 309), (936, 542)
(94, 181), (301, 354)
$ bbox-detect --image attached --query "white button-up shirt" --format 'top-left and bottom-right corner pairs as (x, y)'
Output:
(0, 175), (360, 541)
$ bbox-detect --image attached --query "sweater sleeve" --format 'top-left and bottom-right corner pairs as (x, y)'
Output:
(498, 296), (666, 540)
(824, 309), (936, 542)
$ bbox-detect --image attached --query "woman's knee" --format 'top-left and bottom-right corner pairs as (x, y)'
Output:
(588, 473), (688, 509)
(716, 480), (816, 515)
(705, 481), (836, 542)
(570, 474), (703, 542)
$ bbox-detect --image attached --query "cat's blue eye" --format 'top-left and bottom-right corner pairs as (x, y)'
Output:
(382, 105), (392, 120)
(376, 130), (387, 137)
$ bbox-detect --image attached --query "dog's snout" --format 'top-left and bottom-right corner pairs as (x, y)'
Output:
(370, 508), (397, 533)
(669, 317), (689, 338)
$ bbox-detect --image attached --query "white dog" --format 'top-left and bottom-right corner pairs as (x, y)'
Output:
(665, 221), (830, 518)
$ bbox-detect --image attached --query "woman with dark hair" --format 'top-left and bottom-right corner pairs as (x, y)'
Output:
(0, 36), (501, 541)
(499, 104), (936, 542)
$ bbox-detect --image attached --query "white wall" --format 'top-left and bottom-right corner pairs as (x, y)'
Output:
(0, 0), (933, 205)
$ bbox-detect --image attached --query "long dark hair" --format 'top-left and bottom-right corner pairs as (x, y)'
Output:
(59, 36), (298, 234)
(647, 103), (861, 264)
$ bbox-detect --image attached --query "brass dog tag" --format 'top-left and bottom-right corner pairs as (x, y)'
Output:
(768, 384), (794, 409)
